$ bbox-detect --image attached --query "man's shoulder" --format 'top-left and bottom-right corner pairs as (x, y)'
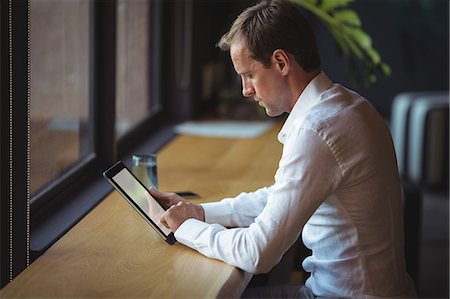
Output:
(297, 84), (366, 131)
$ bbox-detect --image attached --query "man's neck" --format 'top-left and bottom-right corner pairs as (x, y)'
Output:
(289, 68), (321, 111)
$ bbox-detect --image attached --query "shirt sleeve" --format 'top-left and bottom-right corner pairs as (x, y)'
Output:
(174, 128), (343, 274)
(201, 186), (272, 227)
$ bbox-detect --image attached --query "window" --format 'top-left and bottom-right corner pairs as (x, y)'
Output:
(116, 0), (159, 138)
(1, 0), (174, 288)
(30, 0), (92, 195)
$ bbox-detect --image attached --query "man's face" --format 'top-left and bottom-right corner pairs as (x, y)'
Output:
(230, 41), (291, 117)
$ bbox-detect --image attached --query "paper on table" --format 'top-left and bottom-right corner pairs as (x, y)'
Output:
(174, 120), (274, 138)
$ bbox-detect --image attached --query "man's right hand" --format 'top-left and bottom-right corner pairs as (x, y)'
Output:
(149, 187), (205, 232)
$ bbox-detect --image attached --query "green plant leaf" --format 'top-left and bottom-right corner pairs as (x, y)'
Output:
(366, 48), (381, 64)
(366, 64), (377, 83)
(379, 62), (392, 76)
(321, 0), (354, 12)
(346, 27), (372, 50)
(342, 31), (364, 59)
(290, 0), (391, 85)
(327, 24), (349, 54)
(292, 0), (337, 25)
(333, 9), (361, 27)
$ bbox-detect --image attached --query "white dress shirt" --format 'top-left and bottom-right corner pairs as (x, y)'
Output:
(175, 72), (416, 298)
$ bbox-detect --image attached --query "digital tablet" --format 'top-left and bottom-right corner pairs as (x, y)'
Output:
(103, 161), (176, 244)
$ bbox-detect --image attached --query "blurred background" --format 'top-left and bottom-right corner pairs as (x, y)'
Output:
(25, 0), (448, 297)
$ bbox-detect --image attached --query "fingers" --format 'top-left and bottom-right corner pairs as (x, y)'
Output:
(158, 201), (205, 232)
(150, 187), (205, 233)
(149, 187), (185, 208)
(160, 210), (170, 229)
(149, 187), (173, 209)
(149, 187), (175, 198)
(160, 204), (180, 230)
(148, 187), (161, 198)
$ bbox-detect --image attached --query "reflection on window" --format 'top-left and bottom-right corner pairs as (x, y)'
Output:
(30, 0), (91, 195)
(116, 0), (153, 137)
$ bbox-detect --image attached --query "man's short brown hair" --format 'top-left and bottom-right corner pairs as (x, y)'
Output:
(217, 0), (320, 72)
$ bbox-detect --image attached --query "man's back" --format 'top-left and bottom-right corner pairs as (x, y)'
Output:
(291, 81), (415, 297)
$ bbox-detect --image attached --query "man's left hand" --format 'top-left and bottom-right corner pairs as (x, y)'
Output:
(160, 200), (205, 232)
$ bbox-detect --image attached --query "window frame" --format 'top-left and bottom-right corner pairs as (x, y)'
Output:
(1, 0), (174, 288)
(1, 0), (30, 287)
(29, 0), (116, 257)
(116, 0), (165, 156)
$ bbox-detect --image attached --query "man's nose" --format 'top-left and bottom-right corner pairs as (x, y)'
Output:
(242, 81), (255, 98)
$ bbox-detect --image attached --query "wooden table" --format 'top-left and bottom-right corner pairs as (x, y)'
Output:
(1, 121), (282, 298)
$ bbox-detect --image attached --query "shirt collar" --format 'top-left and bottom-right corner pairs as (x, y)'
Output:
(277, 71), (333, 143)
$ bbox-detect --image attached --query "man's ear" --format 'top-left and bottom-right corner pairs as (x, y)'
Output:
(272, 49), (290, 75)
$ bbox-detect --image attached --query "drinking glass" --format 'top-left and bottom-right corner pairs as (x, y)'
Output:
(131, 154), (158, 189)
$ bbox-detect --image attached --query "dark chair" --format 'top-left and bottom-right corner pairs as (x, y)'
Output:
(402, 180), (422, 291)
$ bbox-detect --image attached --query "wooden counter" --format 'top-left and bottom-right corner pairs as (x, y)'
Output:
(1, 121), (282, 298)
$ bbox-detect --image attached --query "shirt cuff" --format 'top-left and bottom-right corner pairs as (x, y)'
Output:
(201, 201), (233, 224)
(174, 218), (209, 249)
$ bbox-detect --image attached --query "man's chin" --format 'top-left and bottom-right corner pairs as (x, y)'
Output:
(257, 102), (282, 117)
(265, 109), (282, 117)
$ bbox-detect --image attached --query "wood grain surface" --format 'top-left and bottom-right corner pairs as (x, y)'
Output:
(1, 121), (282, 298)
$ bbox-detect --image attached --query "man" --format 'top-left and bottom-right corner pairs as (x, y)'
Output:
(150, 0), (416, 297)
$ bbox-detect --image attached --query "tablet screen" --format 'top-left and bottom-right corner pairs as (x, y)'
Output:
(112, 168), (172, 236)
